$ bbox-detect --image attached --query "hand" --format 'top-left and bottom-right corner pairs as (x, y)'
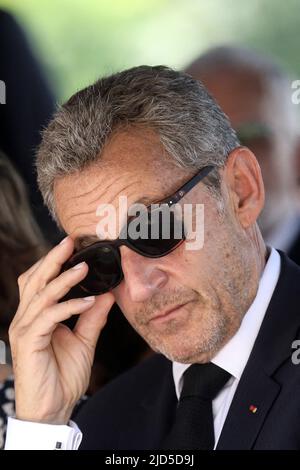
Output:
(9, 236), (114, 424)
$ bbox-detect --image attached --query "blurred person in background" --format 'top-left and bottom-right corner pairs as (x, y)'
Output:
(185, 46), (300, 265)
(0, 9), (61, 244)
(0, 150), (47, 448)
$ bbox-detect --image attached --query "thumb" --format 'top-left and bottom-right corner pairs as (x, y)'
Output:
(73, 292), (115, 349)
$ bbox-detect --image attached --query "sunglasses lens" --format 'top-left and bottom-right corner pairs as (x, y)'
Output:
(127, 206), (185, 257)
(133, 236), (182, 257)
(64, 245), (123, 297)
(82, 245), (122, 294)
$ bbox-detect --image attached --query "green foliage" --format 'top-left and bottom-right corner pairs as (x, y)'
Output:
(1, 0), (300, 101)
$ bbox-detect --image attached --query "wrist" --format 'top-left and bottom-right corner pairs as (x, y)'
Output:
(15, 406), (73, 425)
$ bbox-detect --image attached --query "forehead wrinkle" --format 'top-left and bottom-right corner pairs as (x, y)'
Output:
(87, 178), (142, 207)
(64, 173), (125, 207)
(64, 180), (150, 229)
(66, 178), (106, 201)
(65, 207), (97, 224)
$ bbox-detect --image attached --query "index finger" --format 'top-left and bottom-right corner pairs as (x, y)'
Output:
(19, 236), (75, 311)
(18, 256), (45, 297)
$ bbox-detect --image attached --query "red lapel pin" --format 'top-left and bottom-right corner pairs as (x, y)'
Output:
(249, 405), (258, 413)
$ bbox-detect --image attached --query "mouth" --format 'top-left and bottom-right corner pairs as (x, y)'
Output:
(149, 301), (192, 324)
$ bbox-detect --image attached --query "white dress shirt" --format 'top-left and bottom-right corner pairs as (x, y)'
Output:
(5, 247), (281, 450)
(173, 246), (281, 447)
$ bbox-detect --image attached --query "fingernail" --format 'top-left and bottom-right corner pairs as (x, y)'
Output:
(59, 236), (69, 244)
(83, 296), (95, 302)
(72, 261), (86, 270)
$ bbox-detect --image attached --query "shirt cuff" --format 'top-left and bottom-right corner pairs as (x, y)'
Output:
(4, 417), (82, 450)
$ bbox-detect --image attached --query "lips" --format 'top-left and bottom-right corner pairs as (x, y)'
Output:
(150, 302), (190, 322)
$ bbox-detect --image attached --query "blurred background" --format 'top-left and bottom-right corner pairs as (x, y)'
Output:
(2, 0), (300, 101)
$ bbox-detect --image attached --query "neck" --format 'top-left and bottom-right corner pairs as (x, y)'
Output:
(248, 223), (267, 277)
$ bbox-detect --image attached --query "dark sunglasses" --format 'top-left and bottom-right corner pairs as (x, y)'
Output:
(62, 165), (214, 297)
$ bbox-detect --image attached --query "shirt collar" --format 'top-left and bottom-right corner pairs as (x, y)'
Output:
(172, 247), (281, 399)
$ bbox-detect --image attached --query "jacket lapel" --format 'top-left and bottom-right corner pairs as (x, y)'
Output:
(217, 252), (300, 449)
(216, 364), (280, 449)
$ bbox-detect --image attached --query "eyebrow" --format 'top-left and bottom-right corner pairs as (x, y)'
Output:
(135, 195), (159, 206)
(74, 235), (100, 251)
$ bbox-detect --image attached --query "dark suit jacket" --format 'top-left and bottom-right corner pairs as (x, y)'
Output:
(289, 229), (300, 267)
(76, 251), (300, 450)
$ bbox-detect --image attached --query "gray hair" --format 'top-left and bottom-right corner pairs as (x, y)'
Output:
(36, 65), (239, 222)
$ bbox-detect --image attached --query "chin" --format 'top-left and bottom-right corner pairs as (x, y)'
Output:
(149, 335), (217, 364)
(137, 309), (230, 364)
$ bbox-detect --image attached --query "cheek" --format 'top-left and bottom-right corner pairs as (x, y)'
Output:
(112, 282), (126, 309)
(193, 220), (234, 290)
(172, 242), (206, 287)
(112, 281), (144, 321)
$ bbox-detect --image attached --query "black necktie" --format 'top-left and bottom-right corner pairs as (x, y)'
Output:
(162, 363), (231, 450)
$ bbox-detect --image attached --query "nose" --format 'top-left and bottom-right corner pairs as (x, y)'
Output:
(119, 246), (168, 302)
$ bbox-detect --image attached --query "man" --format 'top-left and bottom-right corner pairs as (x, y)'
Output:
(5, 65), (300, 450)
(185, 46), (300, 265)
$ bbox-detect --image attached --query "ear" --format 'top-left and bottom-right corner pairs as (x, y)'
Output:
(224, 147), (265, 228)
